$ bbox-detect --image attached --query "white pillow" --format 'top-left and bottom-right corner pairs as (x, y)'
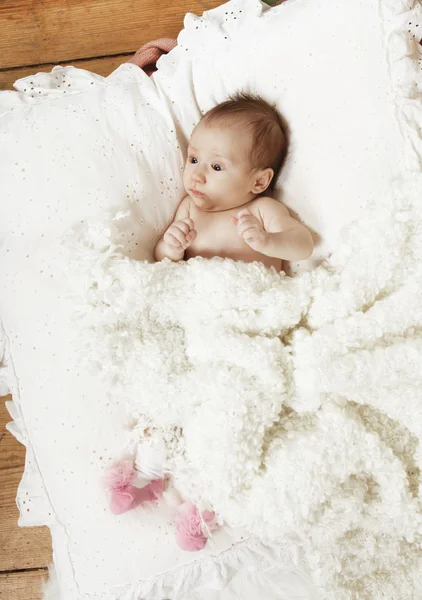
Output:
(0, 35), (315, 600)
(153, 0), (406, 271)
(1, 0), (420, 597)
(0, 64), (267, 598)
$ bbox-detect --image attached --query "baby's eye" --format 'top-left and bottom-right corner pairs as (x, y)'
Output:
(189, 156), (198, 164)
(212, 164), (222, 171)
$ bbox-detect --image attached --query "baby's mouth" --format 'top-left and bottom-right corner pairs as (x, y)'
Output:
(190, 188), (205, 199)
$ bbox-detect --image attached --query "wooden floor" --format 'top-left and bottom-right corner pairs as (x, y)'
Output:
(0, 0), (221, 597)
(0, 396), (52, 598)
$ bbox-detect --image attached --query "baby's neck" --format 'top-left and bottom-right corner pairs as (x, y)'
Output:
(198, 196), (257, 214)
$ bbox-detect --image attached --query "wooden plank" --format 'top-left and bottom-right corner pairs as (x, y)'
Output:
(0, 466), (52, 571)
(0, 569), (48, 600)
(0, 397), (52, 571)
(0, 55), (130, 91)
(0, 0), (224, 70)
(0, 396), (25, 470)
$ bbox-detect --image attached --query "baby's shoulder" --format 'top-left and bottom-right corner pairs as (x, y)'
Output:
(250, 196), (289, 218)
(175, 195), (193, 218)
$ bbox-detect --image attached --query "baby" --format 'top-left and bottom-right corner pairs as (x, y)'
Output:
(154, 93), (313, 270)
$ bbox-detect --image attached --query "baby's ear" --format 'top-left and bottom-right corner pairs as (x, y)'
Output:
(251, 168), (274, 194)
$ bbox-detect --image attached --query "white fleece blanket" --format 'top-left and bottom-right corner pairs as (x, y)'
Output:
(65, 172), (422, 600)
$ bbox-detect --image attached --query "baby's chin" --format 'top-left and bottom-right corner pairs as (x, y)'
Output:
(189, 192), (216, 211)
(187, 190), (239, 212)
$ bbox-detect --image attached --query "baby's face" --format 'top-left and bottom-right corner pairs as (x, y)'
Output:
(183, 123), (256, 212)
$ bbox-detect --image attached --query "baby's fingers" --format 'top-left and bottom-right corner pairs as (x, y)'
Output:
(185, 229), (197, 247)
(237, 221), (260, 237)
(238, 214), (259, 228)
(237, 208), (251, 219)
(174, 220), (192, 235)
(166, 227), (187, 247)
(164, 232), (182, 248)
(179, 218), (195, 231)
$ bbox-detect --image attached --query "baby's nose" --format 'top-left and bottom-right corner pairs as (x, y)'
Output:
(192, 169), (206, 184)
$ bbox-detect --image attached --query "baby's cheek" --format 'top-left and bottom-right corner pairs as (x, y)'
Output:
(218, 172), (232, 187)
(182, 167), (190, 188)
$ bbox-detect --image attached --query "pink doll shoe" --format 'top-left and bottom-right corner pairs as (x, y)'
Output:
(175, 501), (220, 551)
(104, 460), (164, 515)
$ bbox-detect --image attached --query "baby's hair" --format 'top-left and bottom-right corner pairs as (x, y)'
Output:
(201, 92), (288, 190)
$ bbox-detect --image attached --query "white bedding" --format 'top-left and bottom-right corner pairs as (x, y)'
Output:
(0, 0), (421, 598)
(65, 172), (422, 599)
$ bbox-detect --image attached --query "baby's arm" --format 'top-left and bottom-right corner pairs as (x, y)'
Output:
(235, 197), (313, 261)
(154, 196), (197, 262)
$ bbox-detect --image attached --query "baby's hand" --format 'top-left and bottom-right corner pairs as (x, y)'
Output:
(232, 209), (268, 252)
(163, 218), (197, 251)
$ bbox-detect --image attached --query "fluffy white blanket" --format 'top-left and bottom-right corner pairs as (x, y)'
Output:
(66, 174), (422, 600)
